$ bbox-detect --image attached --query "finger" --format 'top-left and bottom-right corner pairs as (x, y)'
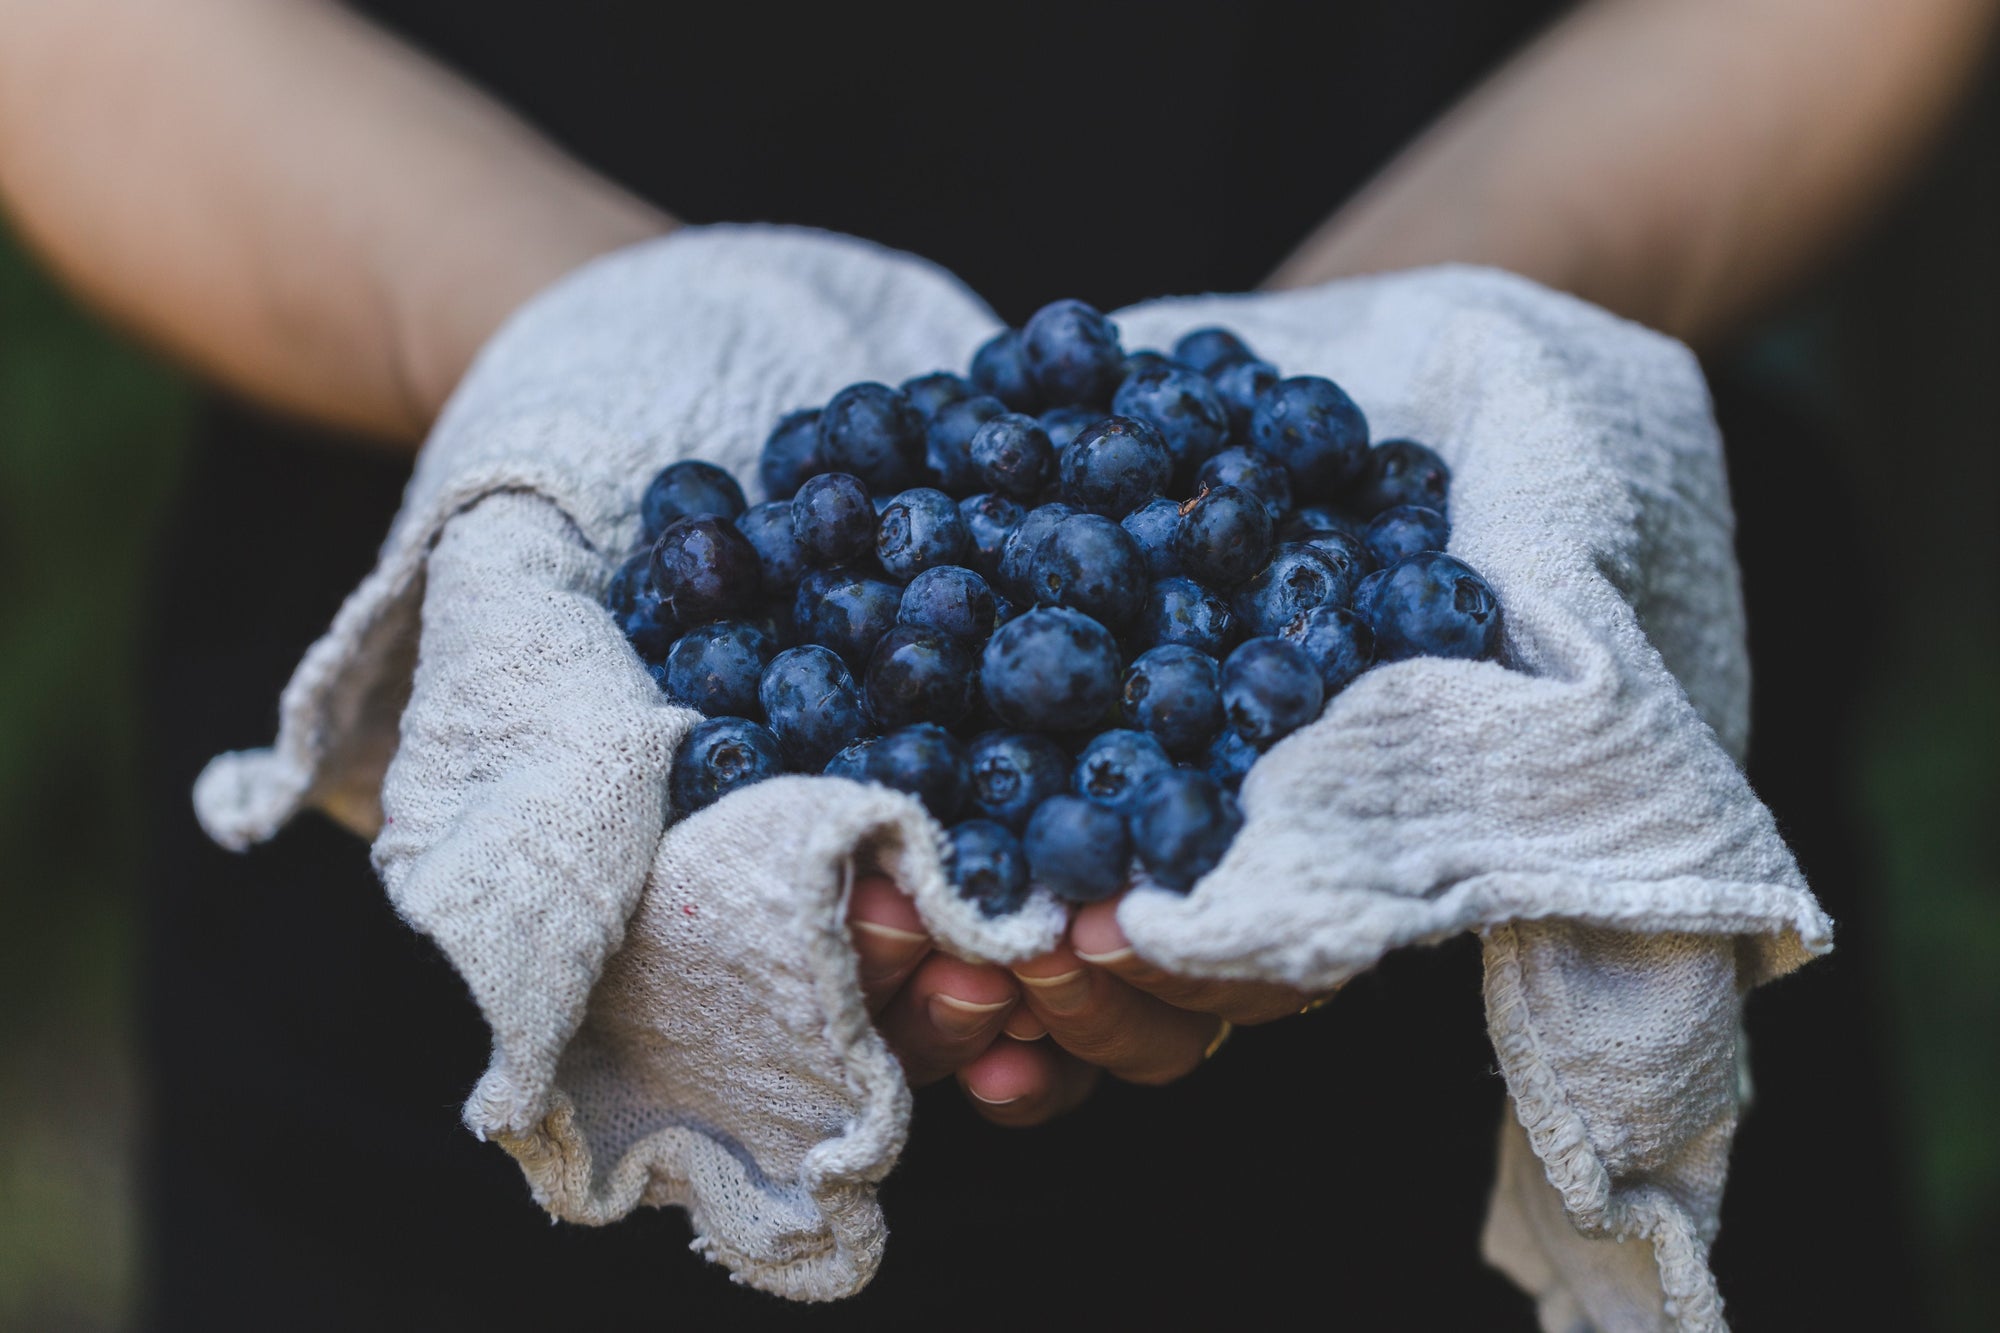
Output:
(1001, 1007), (1048, 1042)
(957, 1038), (1100, 1128)
(1011, 945), (1224, 1086)
(873, 953), (1018, 1086)
(1069, 897), (1331, 1026)
(848, 873), (930, 1015)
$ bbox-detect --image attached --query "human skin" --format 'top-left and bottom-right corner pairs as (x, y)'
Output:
(2, 0), (1992, 1120)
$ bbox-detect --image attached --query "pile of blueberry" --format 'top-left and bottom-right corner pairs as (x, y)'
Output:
(604, 300), (1503, 916)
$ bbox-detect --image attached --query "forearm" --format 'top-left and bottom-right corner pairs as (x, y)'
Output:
(1270, 0), (1998, 348)
(0, 0), (670, 443)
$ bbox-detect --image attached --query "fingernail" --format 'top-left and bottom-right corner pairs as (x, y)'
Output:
(1073, 944), (1135, 966)
(929, 993), (1010, 1039)
(965, 1086), (1019, 1107)
(1003, 1010), (1047, 1042)
(1015, 968), (1090, 1016)
(852, 920), (926, 947)
(1069, 907), (1131, 961)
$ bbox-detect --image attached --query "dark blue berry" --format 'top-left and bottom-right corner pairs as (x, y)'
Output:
(969, 412), (1057, 501)
(899, 565), (1001, 644)
(901, 370), (975, 419)
(663, 620), (777, 718)
(966, 731), (1071, 832)
(1366, 552), (1502, 663)
(1029, 513), (1148, 631)
(1280, 605), (1375, 696)
(860, 723), (969, 821)
(1072, 729), (1174, 816)
(759, 408), (824, 500)
(1021, 299), (1125, 406)
(1172, 327), (1255, 376)
(958, 493), (1024, 581)
(996, 501), (1079, 600)
(1039, 405), (1100, 451)
(818, 382), (925, 492)
(864, 624), (977, 729)
(759, 645), (873, 770)
(824, 738), (878, 781)
(1121, 645), (1225, 758)
(1249, 375), (1369, 502)
(735, 501), (806, 593)
(1197, 448), (1292, 522)
(1173, 485), (1274, 588)
(1122, 349), (1177, 379)
(1353, 568), (1389, 621)
(1204, 729), (1260, 791)
(1120, 498), (1183, 579)
(969, 328), (1041, 411)
(1363, 504), (1451, 567)
(606, 549), (675, 660)
(1211, 358), (1280, 440)
(1111, 364), (1231, 474)
(1222, 637), (1325, 746)
(1352, 438), (1451, 516)
(925, 393), (1007, 493)
(670, 716), (784, 816)
(1130, 770), (1243, 892)
(1295, 527), (1374, 586)
(1282, 504), (1364, 540)
(649, 516), (764, 625)
(1024, 795), (1131, 903)
(791, 472), (876, 567)
(980, 606), (1121, 733)
(876, 487), (969, 582)
(641, 460), (747, 542)
(801, 572), (903, 669)
(1137, 576), (1236, 656)
(1230, 543), (1352, 638)
(1059, 415), (1172, 516)
(948, 819), (1032, 917)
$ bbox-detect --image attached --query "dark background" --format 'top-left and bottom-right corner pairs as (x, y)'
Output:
(0, 40), (1993, 1333)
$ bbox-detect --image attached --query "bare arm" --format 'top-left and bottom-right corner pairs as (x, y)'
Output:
(0, 0), (670, 443)
(1271, 0), (1999, 348)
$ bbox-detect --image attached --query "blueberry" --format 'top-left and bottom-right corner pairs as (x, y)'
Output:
(640, 460), (748, 543)
(1249, 375), (1369, 502)
(1171, 327), (1255, 377)
(1366, 552), (1503, 663)
(1352, 438), (1451, 517)
(1221, 637), (1325, 746)
(606, 549), (675, 660)
(980, 606), (1122, 733)
(965, 412), (1055, 500)
(735, 500), (806, 593)
(948, 819), (1032, 917)
(876, 487), (970, 582)
(1024, 795), (1131, 903)
(899, 565), (1000, 645)
(649, 516), (764, 625)
(759, 645), (873, 770)
(1281, 504), (1364, 540)
(958, 493), (1024, 581)
(759, 408), (824, 501)
(1353, 568), (1389, 621)
(1204, 728), (1260, 791)
(1120, 497), (1183, 579)
(1363, 504), (1451, 567)
(925, 393), (1007, 493)
(791, 472), (876, 567)
(1130, 770), (1243, 892)
(1059, 415), (1172, 517)
(1231, 543), (1352, 638)
(1196, 448), (1292, 522)
(901, 370), (975, 419)
(1211, 358), (1280, 440)
(1029, 513), (1148, 631)
(1111, 364), (1231, 474)
(1294, 527), (1374, 587)
(823, 738), (878, 782)
(1072, 729), (1174, 816)
(996, 501), (1079, 600)
(860, 723), (970, 821)
(1021, 299), (1125, 406)
(669, 716), (785, 816)
(865, 624), (977, 729)
(663, 620), (777, 718)
(1122, 349), (1178, 379)
(818, 382), (925, 492)
(1280, 605), (1375, 696)
(801, 571), (903, 669)
(966, 730), (1071, 832)
(1039, 405), (1101, 451)
(1121, 645), (1224, 758)
(969, 328), (1041, 411)
(1173, 485), (1274, 588)
(1137, 576), (1236, 656)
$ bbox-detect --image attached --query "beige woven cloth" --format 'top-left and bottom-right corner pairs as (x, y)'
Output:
(194, 227), (1828, 1326)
